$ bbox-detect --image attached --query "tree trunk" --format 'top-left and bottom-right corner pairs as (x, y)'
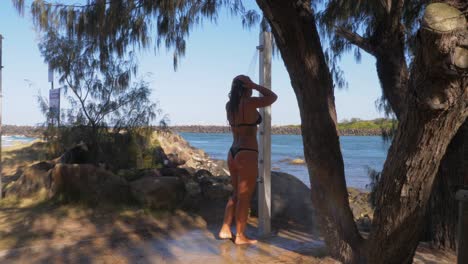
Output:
(256, 1), (466, 263)
(422, 1), (467, 251)
(255, 0), (363, 262)
(372, 15), (408, 118)
(341, 0), (464, 251)
(368, 4), (468, 263)
(422, 120), (466, 250)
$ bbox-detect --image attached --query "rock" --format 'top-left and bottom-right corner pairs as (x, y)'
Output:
(207, 159), (230, 176)
(180, 178), (203, 209)
(160, 167), (192, 179)
(130, 176), (186, 210)
(193, 169), (213, 182)
(201, 181), (233, 200)
(51, 164), (132, 203)
(347, 187), (373, 223)
(184, 179), (202, 197)
(153, 146), (168, 165)
(191, 169), (233, 200)
(289, 158), (305, 165)
(4, 161), (55, 198)
(59, 142), (90, 164)
(117, 168), (161, 182)
(250, 171), (316, 227)
(279, 158), (306, 165)
(153, 130), (228, 176)
(356, 215), (372, 232)
(166, 153), (186, 167)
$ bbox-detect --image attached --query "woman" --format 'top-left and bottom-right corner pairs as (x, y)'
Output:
(218, 75), (277, 245)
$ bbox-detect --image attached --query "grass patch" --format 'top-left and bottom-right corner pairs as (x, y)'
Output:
(338, 118), (395, 130)
(283, 118), (396, 130)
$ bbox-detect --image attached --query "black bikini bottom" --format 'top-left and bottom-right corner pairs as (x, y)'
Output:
(229, 147), (258, 158)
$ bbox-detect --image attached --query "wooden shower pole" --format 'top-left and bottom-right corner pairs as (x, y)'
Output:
(257, 31), (272, 236)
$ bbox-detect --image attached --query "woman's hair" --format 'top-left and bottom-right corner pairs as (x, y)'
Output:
(227, 78), (246, 117)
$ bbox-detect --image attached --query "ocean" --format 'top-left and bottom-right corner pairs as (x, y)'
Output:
(179, 133), (390, 190)
(1, 133), (390, 190)
(1, 135), (37, 147)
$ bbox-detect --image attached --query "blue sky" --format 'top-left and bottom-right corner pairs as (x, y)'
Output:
(0, 1), (384, 126)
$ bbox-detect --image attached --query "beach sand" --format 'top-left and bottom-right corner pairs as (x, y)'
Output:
(0, 142), (457, 263)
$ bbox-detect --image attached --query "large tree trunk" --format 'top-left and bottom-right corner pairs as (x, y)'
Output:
(421, 1), (467, 251)
(255, 0), (363, 262)
(339, 0), (465, 251)
(422, 121), (466, 249)
(256, 1), (466, 263)
(368, 3), (468, 263)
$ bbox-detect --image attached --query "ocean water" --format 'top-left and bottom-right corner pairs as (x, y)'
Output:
(179, 132), (390, 190)
(0, 133), (389, 190)
(2, 135), (36, 147)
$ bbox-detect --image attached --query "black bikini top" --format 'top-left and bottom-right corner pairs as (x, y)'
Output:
(231, 113), (262, 127)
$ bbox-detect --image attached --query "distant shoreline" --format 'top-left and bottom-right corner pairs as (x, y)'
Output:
(171, 125), (388, 136)
(3, 119), (394, 137)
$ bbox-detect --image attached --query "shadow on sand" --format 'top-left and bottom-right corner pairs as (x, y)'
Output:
(0, 194), (337, 264)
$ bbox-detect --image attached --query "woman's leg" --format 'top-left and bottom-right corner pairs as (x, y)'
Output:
(219, 152), (238, 239)
(234, 150), (258, 245)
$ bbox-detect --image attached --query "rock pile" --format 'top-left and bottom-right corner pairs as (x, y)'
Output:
(2, 130), (374, 231)
(2, 131), (234, 210)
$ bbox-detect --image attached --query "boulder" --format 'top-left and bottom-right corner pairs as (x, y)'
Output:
(201, 181), (233, 200)
(180, 178), (202, 209)
(193, 169), (213, 182)
(153, 146), (168, 165)
(59, 142), (90, 164)
(4, 161), (55, 198)
(198, 170), (233, 200)
(250, 171), (316, 227)
(130, 176), (186, 210)
(117, 168), (161, 182)
(51, 164), (132, 203)
(347, 187), (373, 231)
(160, 167), (192, 179)
(279, 158), (306, 165)
(166, 153), (186, 167)
(289, 158), (306, 165)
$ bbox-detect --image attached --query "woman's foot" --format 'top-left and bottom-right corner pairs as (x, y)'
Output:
(234, 234), (257, 245)
(218, 225), (233, 239)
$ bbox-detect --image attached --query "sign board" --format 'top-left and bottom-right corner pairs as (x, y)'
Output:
(49, 88), (60, 120)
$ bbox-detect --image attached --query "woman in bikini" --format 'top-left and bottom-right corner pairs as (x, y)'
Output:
(218, 75), (277, 245)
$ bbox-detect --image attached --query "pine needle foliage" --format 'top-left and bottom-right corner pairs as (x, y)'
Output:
(39, 30), (159, 131)
(12, 0), (260, 70)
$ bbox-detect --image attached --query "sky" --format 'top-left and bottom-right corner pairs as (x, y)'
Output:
(0, 1), (384, 126)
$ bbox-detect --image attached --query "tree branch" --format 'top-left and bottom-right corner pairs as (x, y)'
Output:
(389, 0), (405, 31)
(335, 27), (376, 56)
(65, 78), (96, 127)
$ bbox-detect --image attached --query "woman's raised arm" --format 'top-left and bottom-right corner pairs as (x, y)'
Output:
(246, 83), (278, 108)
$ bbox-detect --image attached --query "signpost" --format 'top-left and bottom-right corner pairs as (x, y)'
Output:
(257, 31), (272, 236)
(48, 66), (60, 126)
(49, 88), (61, 125)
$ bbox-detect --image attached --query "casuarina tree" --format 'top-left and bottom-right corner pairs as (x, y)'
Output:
(318, 0), (468, 250)
(12, 0), (468, 263)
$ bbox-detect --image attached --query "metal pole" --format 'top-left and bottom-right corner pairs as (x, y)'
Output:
(48, 66), (54, 125)
(257, 31), (272, 236)
(0, 34), (3, 199)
